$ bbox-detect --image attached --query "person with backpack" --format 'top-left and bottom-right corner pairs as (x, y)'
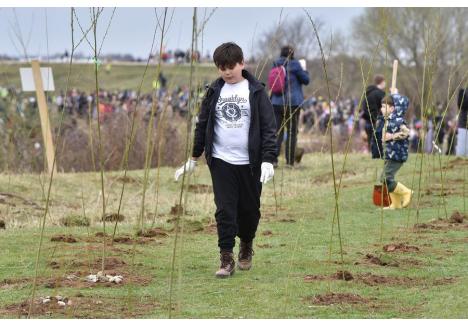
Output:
(269, 45), (309, 167)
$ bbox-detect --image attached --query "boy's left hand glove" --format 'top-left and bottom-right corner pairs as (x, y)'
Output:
(260, 162), (274, 184)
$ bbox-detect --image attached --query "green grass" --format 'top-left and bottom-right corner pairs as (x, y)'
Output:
(1, 62), (219, 94)
(0, 153), (467, 318)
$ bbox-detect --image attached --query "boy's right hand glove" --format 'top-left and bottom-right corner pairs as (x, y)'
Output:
(260, 162), (274, 184)
(174, 159), (197, 182)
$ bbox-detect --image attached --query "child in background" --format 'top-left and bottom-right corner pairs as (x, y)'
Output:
(378, 90), (413, 209)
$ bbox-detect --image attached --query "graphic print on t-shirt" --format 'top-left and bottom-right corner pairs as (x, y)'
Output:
(215, 94), (249, 127)
(212, 79), (251, 165)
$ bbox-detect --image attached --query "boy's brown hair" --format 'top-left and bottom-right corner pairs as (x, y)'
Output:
(381, 95), (394, 107)
(213, 42), (244, 69)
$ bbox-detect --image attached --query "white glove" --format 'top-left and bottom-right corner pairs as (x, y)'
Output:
(174, 159), (197, 181)
(299, 59), (307, 71)
(260, 162), (274, 184)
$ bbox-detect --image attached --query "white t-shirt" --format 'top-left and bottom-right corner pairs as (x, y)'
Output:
(212, 79), (251, 165)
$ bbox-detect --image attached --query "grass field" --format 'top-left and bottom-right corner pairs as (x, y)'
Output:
(0, 62), (219, 94)
(0, 153), (467, 318)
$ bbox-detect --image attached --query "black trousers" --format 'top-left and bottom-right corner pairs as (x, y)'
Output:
(209, 158), (262, 252)
(274, 105), (299, 165)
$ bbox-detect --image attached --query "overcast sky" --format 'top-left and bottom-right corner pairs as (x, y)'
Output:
(0, 7), (363, 59)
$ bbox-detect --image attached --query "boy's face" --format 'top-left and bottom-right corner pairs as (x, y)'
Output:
(218, 61), (245, 84)
(381, 103), (394, 117)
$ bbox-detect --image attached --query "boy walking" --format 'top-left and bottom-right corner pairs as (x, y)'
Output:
(377, 90), (413, 209)
(175, 42), (277, 278)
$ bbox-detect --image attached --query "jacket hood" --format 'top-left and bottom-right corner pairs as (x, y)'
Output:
(391, 94), (409, 117)
(365, 85), (379, 94)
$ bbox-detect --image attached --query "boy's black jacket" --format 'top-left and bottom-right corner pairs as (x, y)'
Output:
(192, 69), (277, 167)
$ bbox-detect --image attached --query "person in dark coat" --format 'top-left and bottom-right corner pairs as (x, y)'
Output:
(361, 75), (386, 155)
(456, 88), (468, 157)
(270, 45), (309, 166)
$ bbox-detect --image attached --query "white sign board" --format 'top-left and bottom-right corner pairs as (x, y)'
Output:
(20, 67), (55, 92)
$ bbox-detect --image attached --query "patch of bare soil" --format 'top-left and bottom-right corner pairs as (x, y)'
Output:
(304, 271), (354, 282)
(136, 228), (168, 238)
(1, 295), (160, 318)
(114, 175), (140, 184)
(51, 235), (78, 243)
(170, 204), (183, 215)
(306, 292), (371, 305)
(432, 277), (458, 285)
(414, 213), (468, 231)
(113, 235), (155, 245)
(71, 256), (126, 270)
(204, 223), (217, 234)
(257, 243), (272, 249)
(449, 211), (467, 223)
(0, 220), (5, 229)
(357, 273), (416, 286)
(446, 157), (468, 168)
(262, 230), (273, 236)
(362, 254), (399, 267)
(188, 184), (213, 194)
(278, 218), (296, 223)
(383, 243), (420, 253)
(0, 278), (31, 290)
(101, 213), (125, 222)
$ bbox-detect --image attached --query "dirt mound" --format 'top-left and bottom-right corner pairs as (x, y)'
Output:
(72, 257), (126, 270)
(51, 235), (78, 243)
(136, 228), (168, 238)
(414, 223), (444, 230)
(308, 292), (370, 305)
(334, 270), (354, 281)
(262, 230), (273, 236)
(0, 220), (5, 229)
(257, 243), (272, 249)
(278, 218), (296, 223)
(115, 175), (140, 184)
(363, 254), (399, 267)
(188, 184), (213, 194)
(102, 213), (125, 222)
(449, 211), (466, 224)
(383, 243), (420, 253)
(357, 273), (415, 286)
(113, 235), (154, 245)
(170, 204), (183, 215)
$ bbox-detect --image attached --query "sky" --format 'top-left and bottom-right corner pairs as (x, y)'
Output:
(0, 7), (364, 59)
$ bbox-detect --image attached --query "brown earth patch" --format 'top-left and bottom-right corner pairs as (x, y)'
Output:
(306, 292), (371, 305)
(432, 277), (458, 285)
(357, 273), (416, 286)
(114, 175), (140, 184)
(257, 244), (272, 249)
(0, 192), (44, 210)
(362, 253), (399, 267)
(262, 230), (273, 236)
(305, 270), (354, 282)
(113, 235), (155, 245)
(188, 184), (213, 194)
(101, 213), (125, 222)
(449, 211), (467, 223)
(0, 220), (5, 229)
(170, 204), (183, 215)
(51, 235), (78, 243)
(383, 243), (420, 253)
(1, 295), (160, 318)
(278, 218), (296, 223)
(136, 228), (169, 238)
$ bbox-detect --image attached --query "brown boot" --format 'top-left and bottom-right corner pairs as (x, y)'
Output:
(238, 240), (254, 271)
(215, 250), (235, 278)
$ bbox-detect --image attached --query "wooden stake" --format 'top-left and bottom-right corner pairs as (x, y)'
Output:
(391, 60), (398, 90)
(31, 60), (56, 174)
